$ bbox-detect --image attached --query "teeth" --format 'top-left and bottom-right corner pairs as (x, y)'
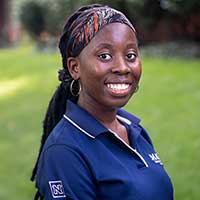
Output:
(107, 83), (129, 90)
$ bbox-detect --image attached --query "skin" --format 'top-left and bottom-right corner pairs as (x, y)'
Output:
(67, 23), (142, 144)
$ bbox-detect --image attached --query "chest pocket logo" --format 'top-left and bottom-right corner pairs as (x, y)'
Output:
(148, 153), (163, 165)
(49, 180), (66, 198)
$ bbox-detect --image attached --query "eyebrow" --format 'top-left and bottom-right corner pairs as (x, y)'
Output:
(95, 43), (113, 50)
(126, 43), (138, 49)
(95, 42), (137, 51)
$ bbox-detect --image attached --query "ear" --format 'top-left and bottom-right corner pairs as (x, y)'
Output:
(67, 57), (80, 80)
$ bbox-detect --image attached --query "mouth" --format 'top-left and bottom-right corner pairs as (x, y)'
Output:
(105, 83), (132, 97)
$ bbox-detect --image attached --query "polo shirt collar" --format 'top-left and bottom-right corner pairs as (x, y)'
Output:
(117, 109), (141, 125)
(64, 100), (141, 138)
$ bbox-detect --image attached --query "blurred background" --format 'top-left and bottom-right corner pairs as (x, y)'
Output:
(0, 0), (199, 199)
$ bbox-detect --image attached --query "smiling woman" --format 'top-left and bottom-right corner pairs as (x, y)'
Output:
(31, 4), (174, 200)
(75, 23), (141, 111)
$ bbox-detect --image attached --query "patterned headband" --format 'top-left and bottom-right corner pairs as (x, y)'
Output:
(59, 5), (136, 61)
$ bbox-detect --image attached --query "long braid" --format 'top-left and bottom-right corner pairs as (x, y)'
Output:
(30, 82), (73, 181)
(31, 4), (102, 200)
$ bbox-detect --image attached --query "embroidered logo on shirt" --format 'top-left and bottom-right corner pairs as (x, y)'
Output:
(149, 153), (163, 165)
(49, 180), (66, 198)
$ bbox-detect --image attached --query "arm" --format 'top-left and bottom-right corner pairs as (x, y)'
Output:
(36, 144), (97, 200)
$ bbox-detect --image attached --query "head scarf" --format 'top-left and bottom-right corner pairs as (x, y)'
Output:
(58, 4), (136, 82)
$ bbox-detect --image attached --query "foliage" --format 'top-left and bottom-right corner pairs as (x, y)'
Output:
(74, 0), (200, 42)
(19, 0), (82, 39)
(40, 0), (81, 36)
(19, 0), (200, 42)
(160, 0), (200, 15)
(19, 1), (46, 38)
(87, 0), (200, 21)
(0, 45), (200, 199)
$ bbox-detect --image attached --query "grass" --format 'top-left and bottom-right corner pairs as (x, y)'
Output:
(0, 45), (200, 200)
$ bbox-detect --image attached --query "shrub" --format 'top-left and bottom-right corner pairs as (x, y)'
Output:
(20, 1), (47, 39)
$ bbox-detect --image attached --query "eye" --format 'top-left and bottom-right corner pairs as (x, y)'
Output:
(98, 53), (112, 61)
(126, 53), (136, 61)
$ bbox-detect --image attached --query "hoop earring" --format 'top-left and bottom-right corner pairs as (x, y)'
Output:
(134, 85), (139, 93)
(70, 79), (81, 96)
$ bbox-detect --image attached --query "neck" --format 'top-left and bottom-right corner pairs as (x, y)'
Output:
(77, 98), (118, 130)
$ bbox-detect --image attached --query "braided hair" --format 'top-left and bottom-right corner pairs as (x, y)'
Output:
(31, 4), (135, 199)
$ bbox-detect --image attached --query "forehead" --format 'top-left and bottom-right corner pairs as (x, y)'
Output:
(83, 23), (137, 51)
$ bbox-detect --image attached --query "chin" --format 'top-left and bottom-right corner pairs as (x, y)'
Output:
(106, 97), (131, 109)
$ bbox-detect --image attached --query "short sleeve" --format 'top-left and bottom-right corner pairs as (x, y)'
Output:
(36, 144), (97, 200)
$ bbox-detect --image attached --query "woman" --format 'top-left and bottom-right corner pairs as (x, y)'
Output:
(31, 4), (174, 200)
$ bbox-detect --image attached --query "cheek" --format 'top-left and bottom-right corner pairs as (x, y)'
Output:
(80, 61), (106, 80)
(132, 59), (142, 80)
(79, 65), (102, 89)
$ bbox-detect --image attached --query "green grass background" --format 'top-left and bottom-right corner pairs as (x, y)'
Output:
(0, 45), (200, 199)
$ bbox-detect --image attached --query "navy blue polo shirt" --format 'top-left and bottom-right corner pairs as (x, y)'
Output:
(36, 100), (173, 200)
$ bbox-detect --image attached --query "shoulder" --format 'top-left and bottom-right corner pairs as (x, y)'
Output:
(36, 143), (96, 200)
(43, 117), (89, 149)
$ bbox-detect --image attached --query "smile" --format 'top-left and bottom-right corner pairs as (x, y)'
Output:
(105, 83), (131, 96)
(106, 83), (130, 90)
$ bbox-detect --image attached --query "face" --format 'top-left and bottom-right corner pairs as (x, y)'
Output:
(68, 23), (142, 110)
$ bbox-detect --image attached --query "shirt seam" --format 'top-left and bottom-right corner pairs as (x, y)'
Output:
(108, 129), (149, 168)
(63, 114), (95, 139)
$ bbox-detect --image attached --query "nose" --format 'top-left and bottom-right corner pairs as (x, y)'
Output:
(111, 56), (130, 75)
